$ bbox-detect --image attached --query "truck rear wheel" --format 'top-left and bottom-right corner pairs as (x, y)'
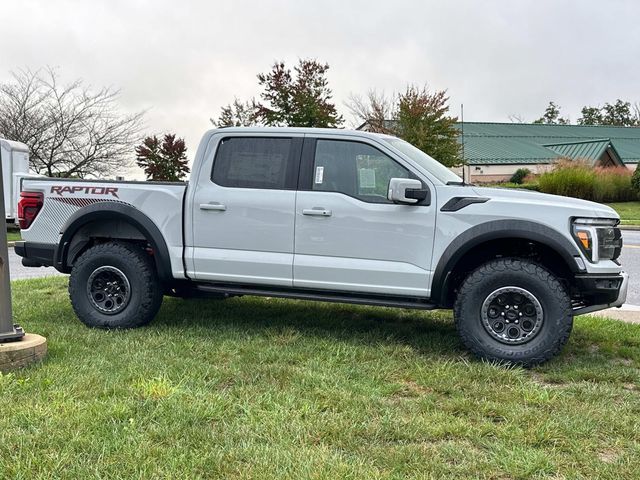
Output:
(69, 242), (163, 329)
(453, 258), (573, 366)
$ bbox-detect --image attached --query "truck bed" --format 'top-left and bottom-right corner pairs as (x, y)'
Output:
(19, 177), (187, 279)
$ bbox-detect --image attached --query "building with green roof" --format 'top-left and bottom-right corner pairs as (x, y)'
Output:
(458, 122), (639, 182)
(358, 121), (640, 182)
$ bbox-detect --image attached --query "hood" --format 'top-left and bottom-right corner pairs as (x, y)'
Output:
(471, 186), (619, 220)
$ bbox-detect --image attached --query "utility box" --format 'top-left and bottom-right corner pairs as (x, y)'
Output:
(0, 138), (30, 223)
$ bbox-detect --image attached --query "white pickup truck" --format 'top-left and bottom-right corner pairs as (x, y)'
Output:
(15, 127), (627, 365)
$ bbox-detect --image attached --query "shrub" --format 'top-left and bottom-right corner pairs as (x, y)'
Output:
(537, 160), (637, 202)
(538, 161), (594, 199)
(632, 163), (640, 194)
(519, 182), (540, 192)
(493, 182), (541, 191)
(592, 166), (635, 202)
(510, 168), (531, 184)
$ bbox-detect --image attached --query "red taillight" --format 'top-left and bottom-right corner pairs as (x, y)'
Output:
(17, 192), (44, 230)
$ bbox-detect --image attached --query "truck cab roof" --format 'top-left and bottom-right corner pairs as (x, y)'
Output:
(207, 126), (397, 141)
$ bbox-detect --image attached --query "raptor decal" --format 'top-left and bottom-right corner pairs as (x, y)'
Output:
(50, 185), (120, 198)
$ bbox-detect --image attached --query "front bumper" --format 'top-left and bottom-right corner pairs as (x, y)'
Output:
(573, 271), (628, 315)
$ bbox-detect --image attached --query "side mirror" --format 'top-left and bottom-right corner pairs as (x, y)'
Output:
(387, 178), (429, 205)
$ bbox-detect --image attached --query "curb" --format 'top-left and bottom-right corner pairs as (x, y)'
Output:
(7, 242), (15, 247)
(587, 305), (640, 324)
(620, 225), (640, 231)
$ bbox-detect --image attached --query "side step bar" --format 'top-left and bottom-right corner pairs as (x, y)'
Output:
(195, 283), (437, 310)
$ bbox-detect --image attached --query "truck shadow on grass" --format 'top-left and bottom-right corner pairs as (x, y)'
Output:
(157, 295), (462, 358)
(151, 295), (640, 379)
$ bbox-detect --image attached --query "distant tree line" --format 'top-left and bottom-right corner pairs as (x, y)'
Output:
(533, 100), (640, 126)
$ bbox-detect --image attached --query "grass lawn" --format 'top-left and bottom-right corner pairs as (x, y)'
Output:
(6, 229), (21, 242)
(1, 277), (639, 478)
(607, 202), (640, 226)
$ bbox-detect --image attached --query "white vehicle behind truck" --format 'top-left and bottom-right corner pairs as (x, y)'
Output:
(15, 128), (628, 365)
(0, 138), (30, 223)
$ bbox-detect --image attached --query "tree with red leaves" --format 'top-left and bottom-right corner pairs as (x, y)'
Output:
(349, 85), (460, 167)
(213, 59), (343, 128)
(135, 134), (189, 182)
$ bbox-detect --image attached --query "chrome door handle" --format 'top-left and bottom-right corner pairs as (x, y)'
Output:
(200, 202), (227, 211)
(302, 208), (332, 217)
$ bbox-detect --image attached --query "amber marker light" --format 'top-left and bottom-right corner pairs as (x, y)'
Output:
(576, 231), (590, 250)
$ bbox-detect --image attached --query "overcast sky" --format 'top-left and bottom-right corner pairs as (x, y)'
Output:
(3, 0), (640, 166)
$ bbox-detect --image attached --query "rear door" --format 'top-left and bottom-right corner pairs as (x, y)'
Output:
(188, 133), (302, 286)
(293, 136), (436, 297)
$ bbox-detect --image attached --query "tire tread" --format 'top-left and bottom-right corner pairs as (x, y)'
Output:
(69, 242), (162, 328)
(453, 258), (573, 366)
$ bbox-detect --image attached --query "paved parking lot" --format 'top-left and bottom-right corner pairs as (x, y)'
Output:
(8, 246), (64, 281)
(619, 230), (640, 306)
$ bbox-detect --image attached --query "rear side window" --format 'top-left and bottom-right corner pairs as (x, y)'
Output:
(212, 137), (295, 189)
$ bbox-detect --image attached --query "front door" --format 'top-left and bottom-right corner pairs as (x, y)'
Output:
(189, 134), (302, 286)
(294, 137), (436, 297)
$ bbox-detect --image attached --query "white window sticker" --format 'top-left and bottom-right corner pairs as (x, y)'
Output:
(314, 166), (324, 184)
(359, 168), (376, 188)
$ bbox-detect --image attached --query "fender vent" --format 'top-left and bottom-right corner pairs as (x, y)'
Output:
(441, 197), (489, 212)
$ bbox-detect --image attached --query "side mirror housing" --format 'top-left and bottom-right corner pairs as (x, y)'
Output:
(387, 178), (429, 205)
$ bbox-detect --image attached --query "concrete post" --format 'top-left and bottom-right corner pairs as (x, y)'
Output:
(0, 147), (25, 342)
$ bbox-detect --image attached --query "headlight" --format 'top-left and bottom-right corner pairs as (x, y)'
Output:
(572, 218), (622, 262)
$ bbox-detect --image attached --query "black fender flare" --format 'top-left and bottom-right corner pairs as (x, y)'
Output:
(54, 202), (173, 283)
(430, 219), (584, 306)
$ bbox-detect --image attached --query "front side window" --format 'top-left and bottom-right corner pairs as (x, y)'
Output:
(212, 137), (293, 189)
(385, 138), (462, 185)
(312, 140), (411, 203)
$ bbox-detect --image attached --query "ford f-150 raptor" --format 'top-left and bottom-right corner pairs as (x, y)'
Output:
(15, 128), (628, 365)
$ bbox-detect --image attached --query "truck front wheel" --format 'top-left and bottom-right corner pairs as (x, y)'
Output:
(453, 258), (573, 366)
(69, 242), (163, 329)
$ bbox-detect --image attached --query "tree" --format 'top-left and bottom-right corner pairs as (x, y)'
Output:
(577, 106), (603, 125)
(0, 68), (143, 178)
(533, 101), (570, 125)
(348, 90), (395, 133)
(256, 60), (343, 127)
(348, 85), (461, 167)
(396, 86), (460, 167)
(632, 163), (640, 195)
(212, 98), (257, 127)
(578, 99), (639, 126)
(135, 134), (189, 182)
(212, 59), (343, 128)
(508, 114), (526, 123)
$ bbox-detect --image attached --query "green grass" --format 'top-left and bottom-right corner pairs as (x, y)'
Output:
(6, 229), (21, 242)
(1, 277), (639, 478)
(607, 201), (640, 226)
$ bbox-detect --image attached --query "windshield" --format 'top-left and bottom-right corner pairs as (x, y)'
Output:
(385, 138), (463, 185)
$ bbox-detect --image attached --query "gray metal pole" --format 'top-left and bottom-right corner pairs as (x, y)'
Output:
(0, 147), (25, 342)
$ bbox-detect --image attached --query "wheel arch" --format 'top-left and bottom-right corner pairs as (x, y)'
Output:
(431, 219), (584, 307)
(54, 202), (173, 283)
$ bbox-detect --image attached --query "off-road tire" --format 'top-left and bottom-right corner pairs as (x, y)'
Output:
(454, 258), (573, 366)
(69, 242), (163, 329)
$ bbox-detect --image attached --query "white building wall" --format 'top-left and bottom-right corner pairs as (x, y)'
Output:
(450, 163), (553, 183)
